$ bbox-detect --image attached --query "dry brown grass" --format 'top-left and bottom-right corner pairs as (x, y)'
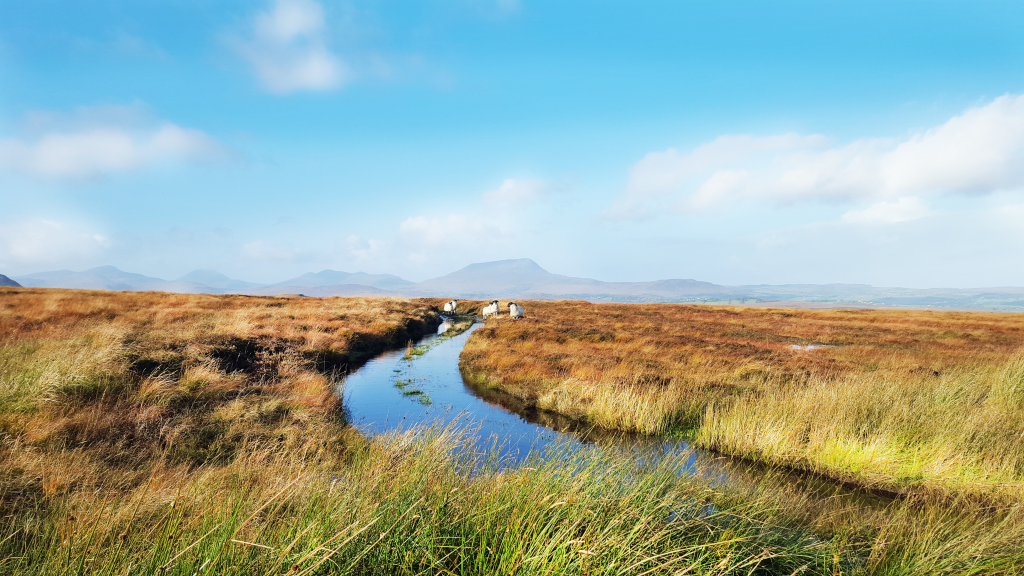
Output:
(0, 287), (445, 516)
(460, 300), (1024, 498)
(4, 291), (1024, 573)
(0, 291), (871, 575)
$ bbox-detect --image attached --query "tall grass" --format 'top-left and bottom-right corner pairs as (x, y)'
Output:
(6, 422), (1024, 575)
(0, 423), (852, 575)
(460, 301), (1024, 499)
(699, 355), (1024, 497)
(6, 290), (1024, 573)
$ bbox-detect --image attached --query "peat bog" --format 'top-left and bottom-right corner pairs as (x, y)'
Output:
(2, 289), (1024, 574)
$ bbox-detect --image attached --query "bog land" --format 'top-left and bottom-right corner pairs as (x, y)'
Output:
(2, 288), (1024, 574)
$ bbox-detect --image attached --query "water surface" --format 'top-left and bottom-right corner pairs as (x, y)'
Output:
(341, 320), (893, 507)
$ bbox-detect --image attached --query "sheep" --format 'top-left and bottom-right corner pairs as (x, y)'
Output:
(508, 301), (524, 320)
(482, 300), (500, 318)
(443, 300), (458, 315)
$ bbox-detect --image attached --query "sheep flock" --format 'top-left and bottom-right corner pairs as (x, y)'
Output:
(447, 299), (525, 321)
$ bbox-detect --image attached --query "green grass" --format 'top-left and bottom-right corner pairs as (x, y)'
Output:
(394, 379), (432, 404)
(6, 293), (1024, 574)
(7, 422), (1024, 575)
(0, 424), (858, 575)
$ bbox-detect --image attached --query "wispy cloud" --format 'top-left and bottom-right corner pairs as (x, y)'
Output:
(0, 105), (227, 179)
(230, 0), (346, 95)
(626, 134), (827, 197)
(0, 218), (111, 269)
(610, 94), (1024, 216)
(340, 177), (558, 271)
(398, 214), (510, 263)
(841, 197), (931, 224)
(480, 178), (551, 207)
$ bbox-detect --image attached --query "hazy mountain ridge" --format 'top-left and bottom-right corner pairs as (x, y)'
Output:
(16, 266), (211, 293)
(0, 274), (21, 288)
(272, 270), (413, 290)
(244, 284), (394, 297)
(176, 270), (262, 291)
(8, 259), (1024, 311)
(12, 266), (409, 295)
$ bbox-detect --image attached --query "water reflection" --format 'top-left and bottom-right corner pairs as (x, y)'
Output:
(437, 317), (455, 335)
(340, 322), (892, 509)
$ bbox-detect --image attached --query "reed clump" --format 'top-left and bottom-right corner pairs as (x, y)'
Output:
(460, 301), (1024, 500)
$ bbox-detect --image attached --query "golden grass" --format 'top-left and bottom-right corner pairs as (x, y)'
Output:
(460, 300), (1024, 499)
(0, 288), (445, 513)
(4, 290), (1024, 573)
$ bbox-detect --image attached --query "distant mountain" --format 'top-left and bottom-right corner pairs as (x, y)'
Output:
(0, 274), (21, 287)
(407, 259), (1024, 311)
(176, 270), (263, 291)
(412, 259), (559, 295)
(15, 266), (213, 293)
(274, 270), (414, 290)
(12, 260), (1024, 311)
(242, 284), (396, 297)
(410, 259), (731, 300)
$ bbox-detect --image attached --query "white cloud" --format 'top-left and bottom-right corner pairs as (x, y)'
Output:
(0, 106), (227, 179)
(619, 94), (1024, 213)
(345, 234), (390, 262)
(0, 218), (111, 268)
(841, 197), (931, 224)
(880, 95), (1024, 194)
(480, 178), (550, 206)
(627, 133), (827, 196)
(399, 214), (506, 246)
(340, 177), (559, 271)
(397, 213), (511, 266)
(232, 0), (346, 95)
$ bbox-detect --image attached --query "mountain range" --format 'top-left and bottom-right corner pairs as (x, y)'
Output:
(6, 259), (1024, 312)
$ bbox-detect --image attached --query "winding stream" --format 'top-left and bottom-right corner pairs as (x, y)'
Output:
(341, 320), (892, 507)
(342, 323), (610, 463)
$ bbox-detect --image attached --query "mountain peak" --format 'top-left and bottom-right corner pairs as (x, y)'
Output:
(461, 258), (548, 274)
(177, 270), (261, 291)
(413, 258), (561, 295)
(273, 270), (413, 290)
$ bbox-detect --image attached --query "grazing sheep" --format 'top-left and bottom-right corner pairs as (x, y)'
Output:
(482, 300), (500, 318)
(508, 302), (524, 320)
(443, 300), (458, 314)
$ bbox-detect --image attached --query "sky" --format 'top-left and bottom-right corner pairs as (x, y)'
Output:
(2, 0), (1024, 287)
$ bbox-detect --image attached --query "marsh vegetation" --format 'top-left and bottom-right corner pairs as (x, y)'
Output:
(461, 301), (1024, 499)
(2, 289), (1024, 574)
(459, 300), (1024, 573)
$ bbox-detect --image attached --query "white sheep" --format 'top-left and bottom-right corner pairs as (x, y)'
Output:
(443, 300), (458, 314)
(508, 301), (524, 320)
(482, 300), (500, 318)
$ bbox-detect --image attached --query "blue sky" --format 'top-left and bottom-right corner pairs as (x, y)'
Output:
(2, 0), (1023, 287)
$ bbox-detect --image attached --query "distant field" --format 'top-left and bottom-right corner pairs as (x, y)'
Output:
(461, 300), (1024, 499)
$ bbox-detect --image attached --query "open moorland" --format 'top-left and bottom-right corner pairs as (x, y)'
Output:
(461, 301), (1024, 500)
(4, 289), (1024, 574)
(0, 288), (888, 575)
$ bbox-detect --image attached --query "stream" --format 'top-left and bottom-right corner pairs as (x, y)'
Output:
(340, 319), (892, 507)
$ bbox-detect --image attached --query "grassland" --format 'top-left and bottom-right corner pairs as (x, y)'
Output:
(460, 301), (1024, 501)
(0, 288), (881, 575)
